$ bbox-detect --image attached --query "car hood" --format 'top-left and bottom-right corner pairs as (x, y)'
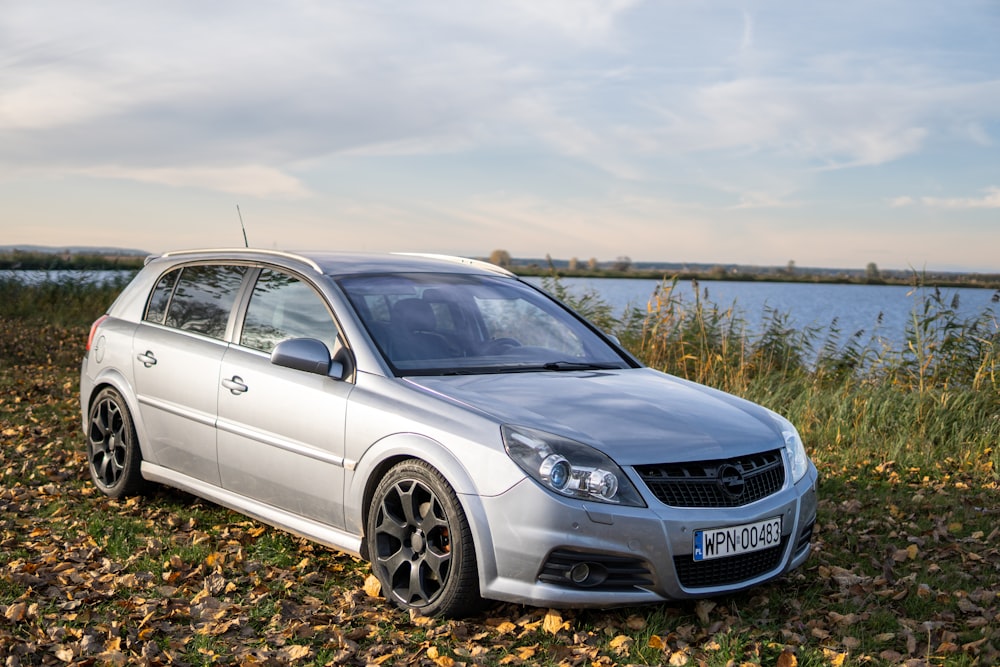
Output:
(404, 368), (783, 463)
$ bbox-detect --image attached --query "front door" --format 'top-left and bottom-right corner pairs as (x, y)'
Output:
(216, 268), (351, 528)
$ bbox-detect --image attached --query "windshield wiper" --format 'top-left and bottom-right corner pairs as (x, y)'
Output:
(480, 361), (624, 373)
(542, 361), (623, 371)
(432, 361), (624, 376)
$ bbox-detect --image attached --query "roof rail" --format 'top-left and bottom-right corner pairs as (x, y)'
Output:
(393, 253), (515, 277)
(159, 248), (323, 274)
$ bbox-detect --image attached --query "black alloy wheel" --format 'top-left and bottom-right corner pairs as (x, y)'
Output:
(87, 387), (145, 498)
(367, 460), (480, 617)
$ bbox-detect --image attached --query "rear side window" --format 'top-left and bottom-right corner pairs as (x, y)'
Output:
(240, 269), (339, 353)
(156, 265), (246, 339)
(144, 269), (179, 324)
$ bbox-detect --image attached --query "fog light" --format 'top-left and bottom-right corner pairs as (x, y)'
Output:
(569, 563), (590, 584)
(563, 561), (609, 587)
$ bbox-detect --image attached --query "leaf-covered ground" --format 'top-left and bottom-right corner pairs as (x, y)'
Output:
(1, 320), (998, 666)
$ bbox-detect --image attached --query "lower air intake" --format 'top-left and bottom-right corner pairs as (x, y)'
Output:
(673, 538), (787, 589)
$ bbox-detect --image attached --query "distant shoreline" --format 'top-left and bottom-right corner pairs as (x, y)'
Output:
(2, 248), (998, 290)
(509, 264), (1000, 290)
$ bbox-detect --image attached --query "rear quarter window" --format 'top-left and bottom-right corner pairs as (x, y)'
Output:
(150, 265), (246, 339)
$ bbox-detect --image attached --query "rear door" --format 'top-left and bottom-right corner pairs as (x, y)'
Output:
(216, 268), (352, 528)
(132, 264), (247, 485)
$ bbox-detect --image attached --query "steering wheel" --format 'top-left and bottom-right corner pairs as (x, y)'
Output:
(482, 337), (522, 354)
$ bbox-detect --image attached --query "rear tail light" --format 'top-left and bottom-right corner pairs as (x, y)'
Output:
(86, 315), (109, 351)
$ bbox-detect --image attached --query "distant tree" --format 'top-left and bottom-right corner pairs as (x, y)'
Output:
(866, 262), (880, 281)
(488, 249), (512, 268)
(568, 257), (579, 271)
(786, 260), (796, 275)
(587, 257), (599, 270)
(611, 256), (632, 272)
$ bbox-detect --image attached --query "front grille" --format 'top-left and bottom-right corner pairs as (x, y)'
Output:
(674, 537), (787, 588)
(538, 549), (654, 591)
(634, 449), (785, 508)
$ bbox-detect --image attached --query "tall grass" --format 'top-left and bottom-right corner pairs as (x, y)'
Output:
(551, 276), (1000, 479)
(0, 274), (132, 326)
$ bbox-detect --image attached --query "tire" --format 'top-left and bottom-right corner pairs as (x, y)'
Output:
(86, 387), (146, 498)
(367, 460), (481, 617)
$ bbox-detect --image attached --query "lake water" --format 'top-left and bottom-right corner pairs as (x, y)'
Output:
(0, 269), (136, 285)
(525, 276), (1000, 348)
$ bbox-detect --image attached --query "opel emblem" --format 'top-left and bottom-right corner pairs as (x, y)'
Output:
(717, 464), (746, 498)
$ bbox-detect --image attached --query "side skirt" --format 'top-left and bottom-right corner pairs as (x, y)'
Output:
(141, 462), (363, 557)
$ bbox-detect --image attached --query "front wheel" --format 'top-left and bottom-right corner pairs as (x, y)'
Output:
(367, 460), (481, 617)
(86, 387), (146, 498)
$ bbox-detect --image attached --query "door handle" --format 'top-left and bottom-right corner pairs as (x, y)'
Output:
(222, 376), (249, 395)
(136, 351), (157, 368)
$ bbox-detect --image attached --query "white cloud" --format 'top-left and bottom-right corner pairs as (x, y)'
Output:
(920, 186), (1000, 210)
(79, 165), (310, 199)
(730, 192), (798, 210)
(0, 71), (132, 130)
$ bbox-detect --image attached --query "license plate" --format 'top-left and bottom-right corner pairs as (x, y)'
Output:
(693, 516), (782, 561)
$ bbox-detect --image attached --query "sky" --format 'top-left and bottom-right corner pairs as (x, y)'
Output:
(1, 1), (999, 272)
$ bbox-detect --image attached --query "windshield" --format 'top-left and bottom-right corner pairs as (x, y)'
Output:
(337, 272), (632, 375)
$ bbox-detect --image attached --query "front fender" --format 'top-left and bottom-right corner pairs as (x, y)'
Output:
(347, 431), (482, 525)
(346, 431), (517, 586)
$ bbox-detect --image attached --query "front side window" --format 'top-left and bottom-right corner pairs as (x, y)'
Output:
(240, 269), (339, 354)
(338, 272), (629, 375)
(163, 265), (246, 340)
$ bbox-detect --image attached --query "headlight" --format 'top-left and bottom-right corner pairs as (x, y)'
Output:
(502, 425), (645, 507)
(767, 410), (809, 483)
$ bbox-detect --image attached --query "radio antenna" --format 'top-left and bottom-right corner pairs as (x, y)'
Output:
(236, 205), (250, 248)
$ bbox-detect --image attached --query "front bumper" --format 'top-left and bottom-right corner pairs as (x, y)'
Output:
(475, 463), (818, 608)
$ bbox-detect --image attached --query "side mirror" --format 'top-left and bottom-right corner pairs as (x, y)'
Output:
(271, 338), (345, 379)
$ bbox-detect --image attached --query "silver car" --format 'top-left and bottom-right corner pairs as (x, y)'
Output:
(80, 249), (818, 616)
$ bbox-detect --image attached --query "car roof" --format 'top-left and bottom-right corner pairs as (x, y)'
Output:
(154, 248), (516, 279)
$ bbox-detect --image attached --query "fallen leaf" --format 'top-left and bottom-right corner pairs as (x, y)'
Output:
(694, 599), (716, 625)
(776, 647), (798, 667)
(280, 645), (311, 661)
(494, 621), (517, 635)
(626, 614), (646, 630)
(609, 634), (633, 656)
(669, 649), (690, 665)
(363, 574), (382, 598)
(4, 602), (28, 622)
(822, 648), (846, 666)
(515, 645), (537, 660)
(543, 609), (569, 635)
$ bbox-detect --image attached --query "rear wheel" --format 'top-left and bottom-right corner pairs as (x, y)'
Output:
(87, 387), (146, 498)
(367, 460), (481, 617)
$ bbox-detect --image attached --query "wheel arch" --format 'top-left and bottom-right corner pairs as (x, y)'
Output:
(349, 434), (498, 587)
(83, 369), (156, 465)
